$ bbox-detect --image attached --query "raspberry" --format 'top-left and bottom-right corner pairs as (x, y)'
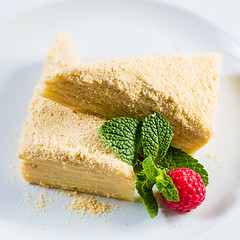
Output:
(162, 168), (206, 213)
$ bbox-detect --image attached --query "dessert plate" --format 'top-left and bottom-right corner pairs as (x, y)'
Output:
(0, 0), (240, 239)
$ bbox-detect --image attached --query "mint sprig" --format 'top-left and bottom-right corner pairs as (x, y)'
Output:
(98, 112), (209, 218)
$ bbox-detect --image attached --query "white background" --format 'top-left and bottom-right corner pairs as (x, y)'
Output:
(0, 0), (240, 42)
(0, 0), (239, 239)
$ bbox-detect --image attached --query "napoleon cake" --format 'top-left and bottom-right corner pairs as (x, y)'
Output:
(17, 32), (135, 201)
(41, 54), (222, 153)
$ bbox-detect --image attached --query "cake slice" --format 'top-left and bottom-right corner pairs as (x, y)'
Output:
(17, 32), (135, 201)
(41, 54), (222, 153)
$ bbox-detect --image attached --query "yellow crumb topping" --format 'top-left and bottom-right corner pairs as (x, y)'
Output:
(71, 195), (112, 216)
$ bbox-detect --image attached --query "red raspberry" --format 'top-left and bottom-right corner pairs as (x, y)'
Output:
(162, 168), (206, 213)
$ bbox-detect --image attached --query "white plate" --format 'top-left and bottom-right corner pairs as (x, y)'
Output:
(0, 0), (240, 239)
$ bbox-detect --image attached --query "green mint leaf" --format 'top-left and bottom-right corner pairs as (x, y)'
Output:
(135, 171), (158, 218)
(98, 117), (142, 166)
(142, 112), (173, 164)
(142, 155), (160, 182)
(156, 170), (179, 202)
(142, 156), (179, 202)
(160, 146), (209, 186)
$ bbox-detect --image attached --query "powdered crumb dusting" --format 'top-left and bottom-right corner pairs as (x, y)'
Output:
(70, 195), (112, 216)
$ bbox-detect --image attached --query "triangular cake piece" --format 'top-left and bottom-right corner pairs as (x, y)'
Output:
(17, 32), (135, 201)
(41, 54), (222, 153)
